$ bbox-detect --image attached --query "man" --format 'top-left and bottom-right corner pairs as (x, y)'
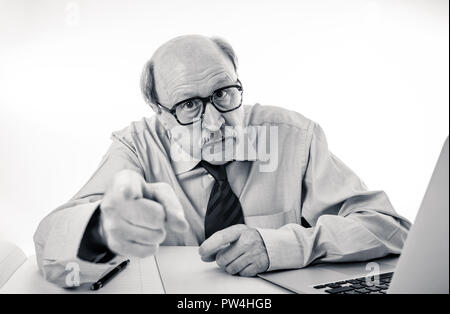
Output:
(34, 35), (410, 287)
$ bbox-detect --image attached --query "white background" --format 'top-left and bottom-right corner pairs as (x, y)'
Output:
(0, 0), (448, 255)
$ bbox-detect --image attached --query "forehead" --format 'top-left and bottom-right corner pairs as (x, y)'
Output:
(153, 37), (237, 106)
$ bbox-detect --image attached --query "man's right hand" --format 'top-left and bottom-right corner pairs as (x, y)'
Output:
(99, 169), (188, 258)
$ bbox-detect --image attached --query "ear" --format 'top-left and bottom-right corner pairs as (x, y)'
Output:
(147, 101), (162, 114)
(148, 102), (171, 129)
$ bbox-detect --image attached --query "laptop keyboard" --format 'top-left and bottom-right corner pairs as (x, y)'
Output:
(313, 272), (394, 294)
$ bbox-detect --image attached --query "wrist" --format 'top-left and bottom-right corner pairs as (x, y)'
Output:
(77, 206), (115, 263)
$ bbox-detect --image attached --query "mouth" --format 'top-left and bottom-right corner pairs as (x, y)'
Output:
(200, 127), (230, 147)
(202, 136), (229, 148)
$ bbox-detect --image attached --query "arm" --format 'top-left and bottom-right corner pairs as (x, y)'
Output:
(257, 122), (411, 271)
(33, 134), (145, 287)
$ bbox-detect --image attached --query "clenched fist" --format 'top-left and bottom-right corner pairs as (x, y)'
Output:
(199, 224), (269, 277)
(99, 169), (188, 257)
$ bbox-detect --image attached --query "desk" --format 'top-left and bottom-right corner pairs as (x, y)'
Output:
(0, 247), (289, 294)
(0, 255), (164, 294)
(156, 246), (289, 294)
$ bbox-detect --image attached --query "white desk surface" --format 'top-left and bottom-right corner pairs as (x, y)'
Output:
(156, 246), (290, 294)
(0, 255), (164, 294)
(0, 247), (290, 294)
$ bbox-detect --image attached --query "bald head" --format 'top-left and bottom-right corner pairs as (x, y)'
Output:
(153, 35), (230, 71)
(141, 35), (238, 106)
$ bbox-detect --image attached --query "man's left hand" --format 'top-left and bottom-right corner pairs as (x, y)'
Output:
(198, 224), (269, 277)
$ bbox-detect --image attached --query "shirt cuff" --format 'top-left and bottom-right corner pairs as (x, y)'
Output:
(256, 226), (308, 271)
(42, 200), (102, 262)
(39, 200), (125, 285)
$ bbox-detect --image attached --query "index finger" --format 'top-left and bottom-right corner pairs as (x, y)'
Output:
(199, 225), (246, 261)
(143, 182), (189, 233)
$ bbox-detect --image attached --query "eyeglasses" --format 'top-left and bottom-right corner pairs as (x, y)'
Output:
(156, 81), (243, 125)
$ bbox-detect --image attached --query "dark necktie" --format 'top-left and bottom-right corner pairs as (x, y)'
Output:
(200, 161), (245, 239)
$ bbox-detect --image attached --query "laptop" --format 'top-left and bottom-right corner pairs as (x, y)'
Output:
(259, 137), (449, 294)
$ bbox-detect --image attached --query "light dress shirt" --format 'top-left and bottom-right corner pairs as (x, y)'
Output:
(33, 104), (411, 287)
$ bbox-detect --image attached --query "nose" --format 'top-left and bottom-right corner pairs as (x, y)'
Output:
(202, 102), (224, 132)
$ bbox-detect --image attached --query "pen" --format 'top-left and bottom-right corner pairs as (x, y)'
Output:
(90, 259), (130, 291)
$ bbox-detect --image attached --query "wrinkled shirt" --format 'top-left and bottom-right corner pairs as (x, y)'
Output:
(33, 104), (411, 287)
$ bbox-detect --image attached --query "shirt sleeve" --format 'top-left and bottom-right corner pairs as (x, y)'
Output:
(33, 134), (145, 287)
(257, 122), (412, 271)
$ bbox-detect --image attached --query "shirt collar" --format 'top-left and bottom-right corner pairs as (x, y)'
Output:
(169, 134), (260, 175)
(172, 156), (201, 175)
(169, 140), (201, 175)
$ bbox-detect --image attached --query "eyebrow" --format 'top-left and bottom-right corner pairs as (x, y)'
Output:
(174, 80), (237, 104)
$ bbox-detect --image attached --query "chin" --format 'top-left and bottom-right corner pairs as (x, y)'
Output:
(201, 150), (229, 164)
(204, 159), (228, 165)
(201, 139), (234, 164)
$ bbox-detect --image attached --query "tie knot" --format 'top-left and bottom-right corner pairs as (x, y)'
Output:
(199, 161), (228, 182)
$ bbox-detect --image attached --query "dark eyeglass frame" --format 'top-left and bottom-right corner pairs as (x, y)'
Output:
(156, 80), (243, 125)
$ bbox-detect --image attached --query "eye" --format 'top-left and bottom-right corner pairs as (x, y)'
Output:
(183, 101), (194, 109)
(179, 100), (199, 110)
(213, 89), (227, 99)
